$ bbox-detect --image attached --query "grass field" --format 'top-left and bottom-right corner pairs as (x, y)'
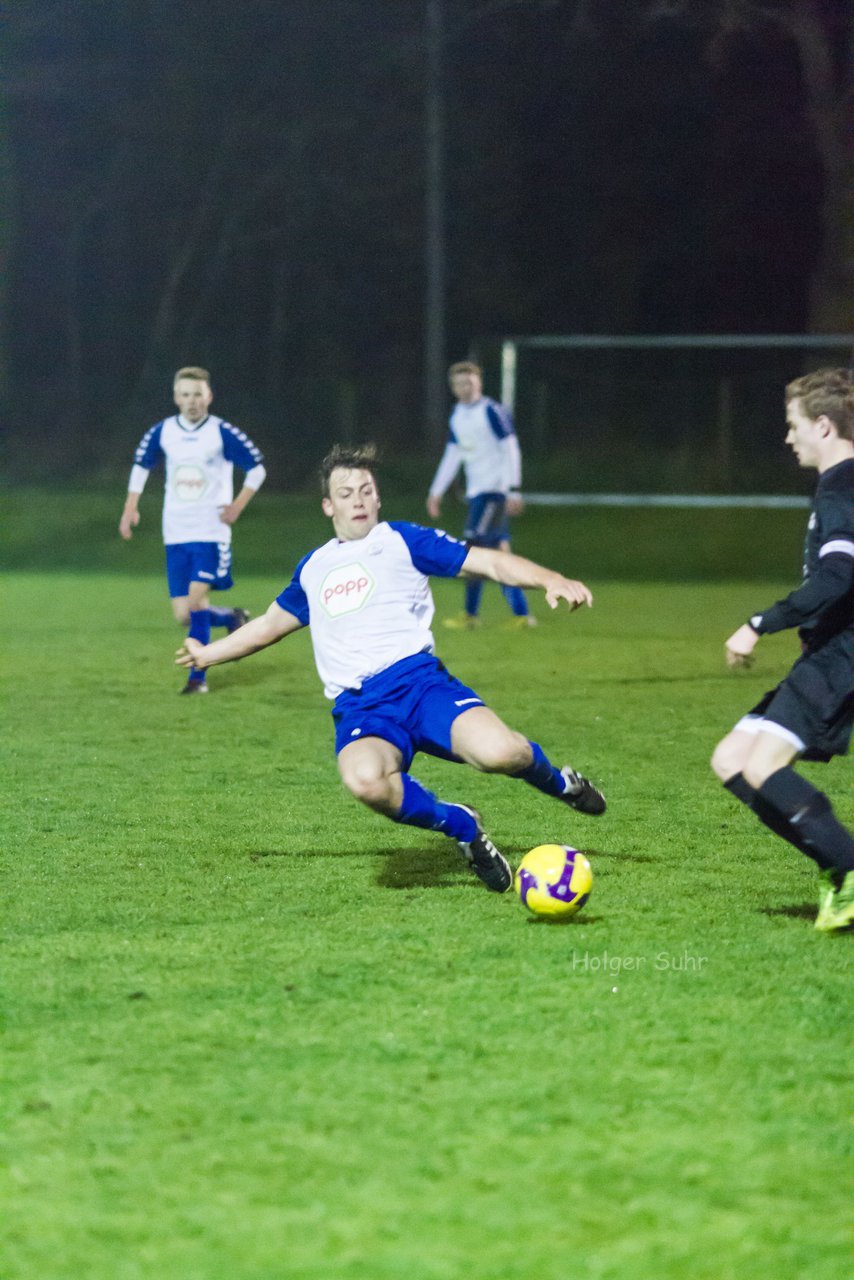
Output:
(3, 491), (852, 1279)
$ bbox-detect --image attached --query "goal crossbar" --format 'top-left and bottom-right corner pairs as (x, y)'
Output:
(499, 333), (854, 413)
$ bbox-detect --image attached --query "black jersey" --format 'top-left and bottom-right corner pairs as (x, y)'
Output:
(750, 458), (854, 649)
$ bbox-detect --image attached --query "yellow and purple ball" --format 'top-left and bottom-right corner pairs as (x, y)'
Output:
(515, 845), (593, 918)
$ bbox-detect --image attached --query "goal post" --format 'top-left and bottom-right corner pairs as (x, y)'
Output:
(487, 334), (854, 502)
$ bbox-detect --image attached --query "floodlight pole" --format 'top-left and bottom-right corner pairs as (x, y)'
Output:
(424, 0), (447, 450)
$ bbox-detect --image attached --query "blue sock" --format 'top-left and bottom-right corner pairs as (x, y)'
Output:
(501, 585), (529, 617)
(396, 774), (477, 841)
(515, 741), (566, 798)
(187, 610), (211, 683)
(464, 579), (483, 617)
(208, 606), (235, 628)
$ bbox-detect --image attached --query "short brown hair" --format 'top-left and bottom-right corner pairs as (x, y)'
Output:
(786, 368), (854, 440)
(448, 361), (482, 380)
(319, 442), (380, 496)
(174, 366), (211, 386)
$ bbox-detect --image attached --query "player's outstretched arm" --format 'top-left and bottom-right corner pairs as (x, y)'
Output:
(176, 600), (303, 671)
(461, 545), (592, 611)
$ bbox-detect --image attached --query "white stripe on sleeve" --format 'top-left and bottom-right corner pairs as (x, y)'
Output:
(819, 539), (854, 558)
(128, 464), (150, 494)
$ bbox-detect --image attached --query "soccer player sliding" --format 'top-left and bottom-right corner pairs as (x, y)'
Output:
(177, 443), (605, 892)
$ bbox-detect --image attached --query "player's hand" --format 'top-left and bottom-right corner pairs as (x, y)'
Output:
(119, 509), (139, 540)
(426, 495), (441, 520)
(218, 501), (241, 525)
(545, 577), (593, 611)
(176, 638), (208, 670)
(725, 623), (758, 670)
(506, 494), (524, 517)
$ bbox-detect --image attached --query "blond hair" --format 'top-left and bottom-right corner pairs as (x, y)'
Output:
(173, 366), (211, 386)
(448, 361), (482, 380)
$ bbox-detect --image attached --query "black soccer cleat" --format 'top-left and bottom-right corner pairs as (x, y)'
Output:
(227, 607), (251, 634)
(180, 680), (209, 695)
(454, 805), (513, 893)
(559, 766), (606, 815)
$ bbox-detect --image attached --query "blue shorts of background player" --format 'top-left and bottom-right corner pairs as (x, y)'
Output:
(447, 492), (533, 630)
(166, 542), (234, 597)
(463, 492), (510, 547)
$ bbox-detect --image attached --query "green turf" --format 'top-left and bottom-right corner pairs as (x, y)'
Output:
(3, 504), (852, 1279)
(3, 482), (807, 581)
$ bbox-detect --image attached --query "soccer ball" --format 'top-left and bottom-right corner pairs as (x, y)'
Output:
(515, 845), (593, 918)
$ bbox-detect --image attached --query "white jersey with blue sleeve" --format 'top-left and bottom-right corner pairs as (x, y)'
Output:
(275, 521), (469, 699)
(429, 396), (522, 500)
(128, 414), (265, 544)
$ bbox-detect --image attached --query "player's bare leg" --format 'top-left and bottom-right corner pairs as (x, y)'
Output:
(337, 737), (405, 817)
(449, 706), (531, 772)
(451, 707), (605, 814)
(337, 736), (511, 892)
(171, 595), (192, 626)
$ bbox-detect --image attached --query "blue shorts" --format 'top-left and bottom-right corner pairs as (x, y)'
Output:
(464, 492), (509, 547)
(332, 652), (485, 770)
(165, 542), (234, 598)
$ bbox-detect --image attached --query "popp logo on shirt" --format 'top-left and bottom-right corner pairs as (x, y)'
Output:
(319, 562), (375, 617)
(173, 464), (208, 502)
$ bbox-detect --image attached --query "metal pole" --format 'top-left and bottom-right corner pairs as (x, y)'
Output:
(424, 0), (446, 449)
(500, 340), (517, 414)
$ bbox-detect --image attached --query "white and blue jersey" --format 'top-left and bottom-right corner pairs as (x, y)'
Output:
(128, 414), (265, 545)
(428, 396), (522, 500)
(276, 521), (469, 699)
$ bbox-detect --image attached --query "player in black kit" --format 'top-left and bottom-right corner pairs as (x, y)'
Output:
(711, 368), (854, 933)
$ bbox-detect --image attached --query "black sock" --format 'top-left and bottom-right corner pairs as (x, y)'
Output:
(724, 773), (811, 857)
(757, 768), (854, 874)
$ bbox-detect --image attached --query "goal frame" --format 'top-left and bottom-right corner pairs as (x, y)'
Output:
(499, 334), (854, 417)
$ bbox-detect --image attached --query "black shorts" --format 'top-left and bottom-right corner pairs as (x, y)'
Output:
(743, 630), (854, 762)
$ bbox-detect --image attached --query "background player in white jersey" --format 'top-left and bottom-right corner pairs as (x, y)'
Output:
(426, 361), (533, 630)
(119, 366), (267, 694)
(177, 444), (605, 893)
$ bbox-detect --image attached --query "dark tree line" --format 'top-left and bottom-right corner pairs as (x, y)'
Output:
(2, 0), (850, 482)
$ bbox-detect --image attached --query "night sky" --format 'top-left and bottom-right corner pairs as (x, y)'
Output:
(3, 0), (850, 480)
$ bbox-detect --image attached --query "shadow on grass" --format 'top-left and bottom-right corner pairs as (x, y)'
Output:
(575, 846), (657, 864)
(250, 845), (641, 887)
(375, 847), (474, 890)
(249, 846), (465, 890)
(524, 913), (604, 926)
(761, 902), (817, 921)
